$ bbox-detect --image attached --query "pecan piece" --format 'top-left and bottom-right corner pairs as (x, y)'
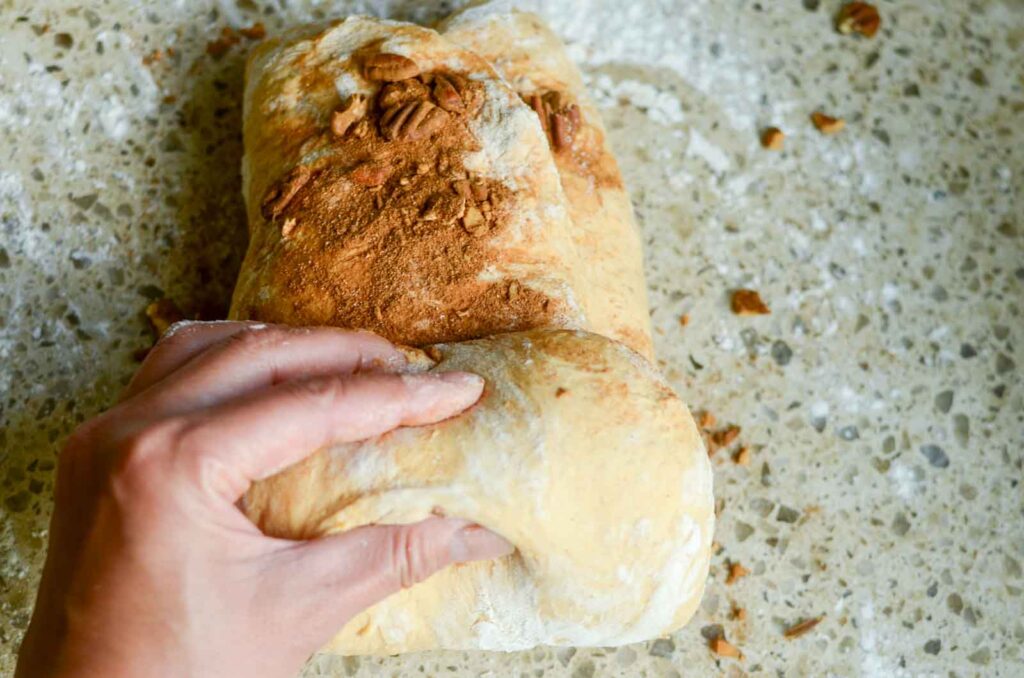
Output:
(261, 165), (311, 221)
(364, 53), (419, 82)
(381, 100), (449, 142)
(551, 111), (575, 150)
(810, 111), (845, 135)
(421, 192), (466, 222)
(731, 289), (770, 315)
(331, 93), (368, 137)
(836, 2), (881, 38)
(378, 79), (430, 110)
(461, 205), (487, 236)
(760, 126), (785, 150)
(432, 74), (465, 113)
(350, 160), (392, 187)
(524, 90), (582, 151)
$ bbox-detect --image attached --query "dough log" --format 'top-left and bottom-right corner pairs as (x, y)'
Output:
(231, 6), (713, 655)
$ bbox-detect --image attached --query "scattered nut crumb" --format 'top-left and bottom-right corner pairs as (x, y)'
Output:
(679, 313), (690, 327)
(281, 216), (297, 238)
(730, 603), (747, 621)
(145, 298), (184, 338)
(709, 637), (743, 659)
(836, 3), (881, 38)
(713, 425), (742, 448)
(810, 111), (846, 135)
(731, 289), (770, 315)
(698, 411), (717, 429)
(142, 49), (164, 66)
(733, 446), (751, 465)
(760, 127), (784, 150)
(783, 615), (824, 639)
(555, 387), (569, 398)
(711, 541), (723, 554)
(726, 561), (750, 585)
(206, 27), (240, 58)
(239, 22), (266, 40)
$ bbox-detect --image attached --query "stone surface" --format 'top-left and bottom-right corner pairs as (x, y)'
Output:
(1, 0), (1022, 675)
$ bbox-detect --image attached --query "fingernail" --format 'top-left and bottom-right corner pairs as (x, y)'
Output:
(450, 525), (515, 563)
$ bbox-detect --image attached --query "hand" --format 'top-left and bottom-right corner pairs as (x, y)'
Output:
(16, 322), (512, 678)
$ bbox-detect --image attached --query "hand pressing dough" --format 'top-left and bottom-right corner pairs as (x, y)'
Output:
(244, 329), (713, 654)
(230, 12), (714, 655)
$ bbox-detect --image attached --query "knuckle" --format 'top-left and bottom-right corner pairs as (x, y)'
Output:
(107, 419), (181, 500)
(286, 374), (350, 407)
(389, 526), (430, 589)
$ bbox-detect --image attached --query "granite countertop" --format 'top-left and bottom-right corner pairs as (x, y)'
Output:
(1, 1), (1021, 675)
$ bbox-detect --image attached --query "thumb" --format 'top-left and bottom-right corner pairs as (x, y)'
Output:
(273, 517), (514, 643)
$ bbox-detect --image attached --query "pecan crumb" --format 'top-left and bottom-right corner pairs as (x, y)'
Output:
(433, 74), (465, 113)
(783, 615), (824, 639)
(709, 637), (743, 660)
(679, 313), (690, 327)
(810, 111), (846, 135)
(206, 27), (239, 58)
(760, 127), (785, 150)
(331, 94), (368, 137)
(731, 289), (770, 315)
(381, 99), (448, 142)
(726, 561), (750, 585)
(239, 22), (266, 40)
(364, 53), (420, 82)
(711, 541), (723, 554)
(555, 387), (569, 398)
(698, 411), (717, 429)
(280, 217), (297, 238)
(836, 3), (881, 38)
(145, 298), (184, 337)
(730, 603), (747, 621)
(713, 425), (742, 448)
(733, 446), (751, 465)
(261, 165), (312, 221)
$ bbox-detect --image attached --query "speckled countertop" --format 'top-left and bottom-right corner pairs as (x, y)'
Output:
(1, 0), (1022, 675)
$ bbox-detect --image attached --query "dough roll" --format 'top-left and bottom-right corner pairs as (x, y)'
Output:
(230, 9), (713, 655)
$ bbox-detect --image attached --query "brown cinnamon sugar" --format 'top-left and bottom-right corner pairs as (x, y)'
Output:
(246, 58), (562, 346)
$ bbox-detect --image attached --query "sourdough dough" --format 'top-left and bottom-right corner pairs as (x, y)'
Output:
(245, 330), (714, 654)
(231, 10), (713, 655)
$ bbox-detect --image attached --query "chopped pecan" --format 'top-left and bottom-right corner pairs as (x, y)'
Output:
(507, 280), (521, 301)
(239, 22), (266, 40)
(524, 90), (582, 151)
(378, 79), (430, 110)
(381, 99), (449, 142)
(421, 192), (465, 222)
(145, 298), (184, 337)
(783, 616), (824, 639)
(280, 216), (297, 238)
(462, 205), (487, 236)
(470, 178), (489, 202)
(261, 165), (311, 221)
(364, 53), (419, 82)
(331, 93), (368, 137)
(350, 160), (392, 187)
(709, 637), (743, 660)
(810, 111), (845, 135)
(726, 561), (750, 585)
(452, 179), (473, 201)
(551, 111), (575, 150)
(761, 126), (785, 150)
(836, 3), (881, 38)
(731, 289), (770, 315)
(432, 74), (465, 113)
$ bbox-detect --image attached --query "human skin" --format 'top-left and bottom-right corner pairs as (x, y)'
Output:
(15, 321), (513, 678)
